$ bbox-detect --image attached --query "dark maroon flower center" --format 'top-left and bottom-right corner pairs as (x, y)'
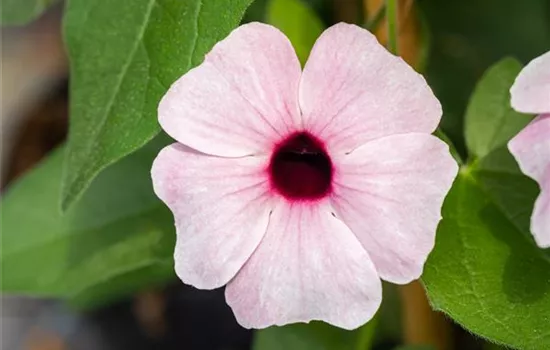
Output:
(269, 131), (333, 200)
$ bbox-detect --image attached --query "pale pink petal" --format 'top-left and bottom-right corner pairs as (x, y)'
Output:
(225, 201), (382, 330)
(330, 134), (458, 284)
(508, 114), (550, 182)
(151, 143), (273, 289)
(510, 51), (550, 114)
(508, 114), (550, 247)
(531, 172), (550, 247)
(159, 23), (302, 157)
(299, 23), (441, 153)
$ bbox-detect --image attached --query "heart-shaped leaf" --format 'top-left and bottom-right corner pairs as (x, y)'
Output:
(61, 0), (254, 211)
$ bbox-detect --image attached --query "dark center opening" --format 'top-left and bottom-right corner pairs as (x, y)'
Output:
(269, 131), (333, 201)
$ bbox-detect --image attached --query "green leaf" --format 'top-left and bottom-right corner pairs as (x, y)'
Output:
(423, 170), (550, 349)
(253, 320), (377, 350)
(385, 0), (399, 55)
(423, 59), (548, 349)
(434, 128), (463, 165)
(1, 0), (58, 25)
(463, 57), (538, 239)
(483, 343), (509, 350)
(266, 0), (325, 65)
(474, 146), (541, 239)
(465, 58), (532, 159)
(61, 0), (254, 211)
(1, 136), (176, 308)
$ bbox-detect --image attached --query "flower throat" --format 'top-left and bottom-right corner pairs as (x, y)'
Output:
(269, 131), (333, 200)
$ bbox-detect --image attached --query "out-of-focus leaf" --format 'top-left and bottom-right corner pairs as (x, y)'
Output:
(253, 320), (377, 350)
(266, 0), (325, 65)
(464, 58), (532, 159)
(1, 0), (58, 25)
(61, 0), (254, 211)
(1, 136), (176, 308)
(243, 0), (268, 22)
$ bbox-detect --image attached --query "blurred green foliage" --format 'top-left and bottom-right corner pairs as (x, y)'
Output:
(1, 136), (176, 308)
(464, 59), (532, 160)
(419, 0), (550, 156)
(254, 319), (377, 350)
(1, 0), (59, 25)
(266, 0), (325, 65)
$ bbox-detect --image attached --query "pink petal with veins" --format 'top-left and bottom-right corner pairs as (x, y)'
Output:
(152, 22), (458, 329)
(225, 201), (382, 330)
(510, 51), (550, 114)
(331, 133), (458, 283)
(299, 23), (441, 154)
(158, 23), (301, 157)
(508, 114), (550, 247)
(152, 143), (272, 289)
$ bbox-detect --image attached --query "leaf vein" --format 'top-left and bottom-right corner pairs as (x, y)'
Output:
(188, 0), (203, 69)
(68, 0), (156, 184)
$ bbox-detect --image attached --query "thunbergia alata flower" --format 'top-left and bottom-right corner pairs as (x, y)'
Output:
(509, 50), (550, 248)
(151, 22), (458, 329)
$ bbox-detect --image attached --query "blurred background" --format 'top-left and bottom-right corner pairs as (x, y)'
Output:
(1, 0), (549, 349)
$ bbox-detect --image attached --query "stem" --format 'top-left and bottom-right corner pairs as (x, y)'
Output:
(355, 316), (378, 350)
(365, 4), (386, 32)
(386, 0), (399, 55)
(400, 282), (454, 350)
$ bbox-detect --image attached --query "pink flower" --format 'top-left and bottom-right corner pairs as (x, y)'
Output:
(151, 22), (458, 329)
(509, 51), (550, 248)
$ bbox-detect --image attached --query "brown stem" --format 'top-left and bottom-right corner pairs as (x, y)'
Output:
(332, 0), (361, 23)
(364, 0), (421, 67)
(399, 281), (454, 350)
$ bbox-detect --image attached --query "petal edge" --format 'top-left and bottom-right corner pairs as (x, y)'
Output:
(225, 201), (382, 330)
(159, 23), (302, 157)
(331, 133), (458, 284)
(299, 23), (441, 154)
(151, 143), (272, 289)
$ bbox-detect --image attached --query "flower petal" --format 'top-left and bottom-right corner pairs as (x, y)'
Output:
(151, 143), (272, 289)
(508, 114), (550, 182)
(159, 23), (302, 157)
(330, 133), (458, 284)
(508, 114), (550, 247)
(510, 51), (550, 114)
(225, 201), (382, 330)
(299, 23), (441, 153)
(531, 173), (550, 248)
